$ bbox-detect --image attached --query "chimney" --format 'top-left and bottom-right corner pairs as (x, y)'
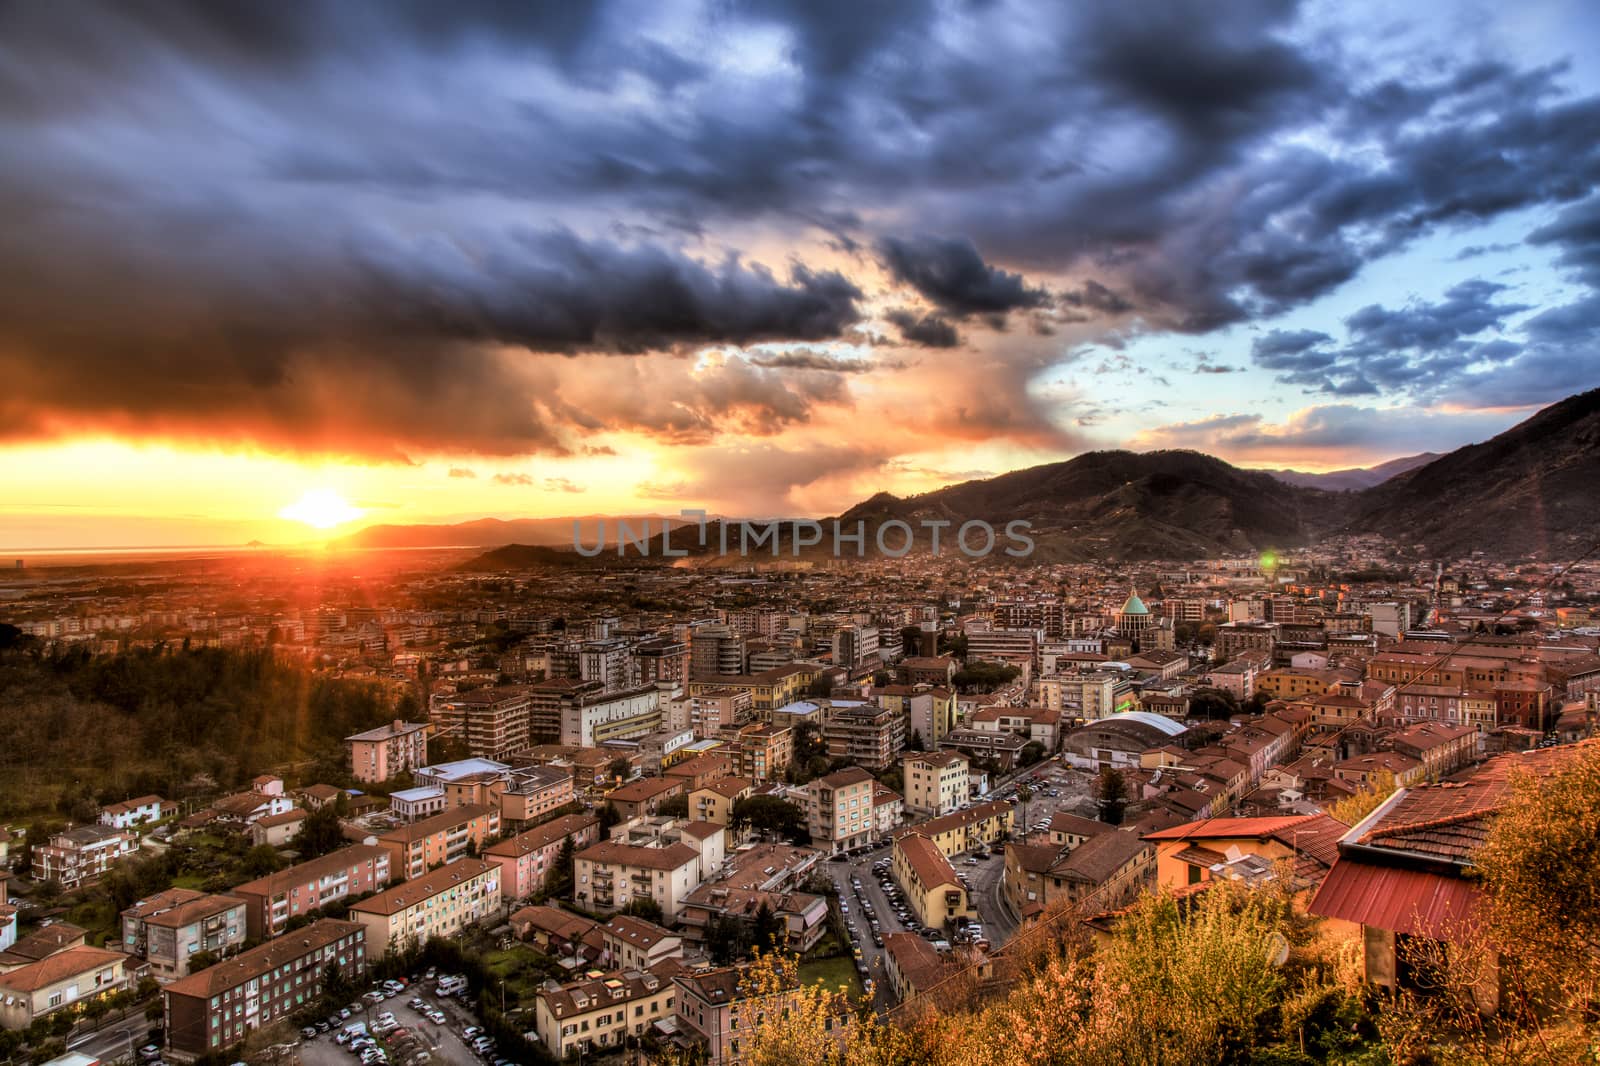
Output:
(394, 719), (404, 731)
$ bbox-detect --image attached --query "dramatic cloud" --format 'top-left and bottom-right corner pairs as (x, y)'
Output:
(0, 0), (1596, 476)
(877, 236), (1049, 317)
(884, 310), (961, 349)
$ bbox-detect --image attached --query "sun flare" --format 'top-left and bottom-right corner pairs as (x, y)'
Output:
(278, 489), (363, 529)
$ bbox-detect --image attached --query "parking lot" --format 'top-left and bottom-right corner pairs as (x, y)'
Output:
(296, 976), (493, 1066)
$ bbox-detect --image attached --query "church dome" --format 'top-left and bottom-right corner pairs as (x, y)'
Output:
(1120, 591), (1149, 616)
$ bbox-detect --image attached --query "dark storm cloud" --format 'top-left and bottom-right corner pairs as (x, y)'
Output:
(884, 310), (961, 349)
(2, 0), (1600, 455)
(877, 236), (1050, 317)
(747, 350), (897, 373)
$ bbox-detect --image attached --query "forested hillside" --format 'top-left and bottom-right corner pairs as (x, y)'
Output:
(0, 644), (400, 817)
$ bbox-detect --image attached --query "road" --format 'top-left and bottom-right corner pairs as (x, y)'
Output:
(67, 1019), (154, 1066)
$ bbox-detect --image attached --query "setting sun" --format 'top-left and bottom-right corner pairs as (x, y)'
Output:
(278, 489), (363, 530)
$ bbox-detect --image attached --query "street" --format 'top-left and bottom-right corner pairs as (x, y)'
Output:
(66, 1018), (155, 1066)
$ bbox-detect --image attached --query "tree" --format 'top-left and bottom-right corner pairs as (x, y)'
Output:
(752, 901), (784, 953)
(620, 897), (664, 924)
(908, 730), (926, 752)
(1095, 767), (1127, 825)
(1326, 772), (1396, 827)
(238, 844), (285, 878)
(188, 949), (221, 973)
(545, 834), (577, 900)
(656, 793), (689, 818)
(1187, 686), (1240, 721)
(1019, 741), (1045, 766)
(900, 625), (925, 658)
(597, 802), (621, 833)
(290, 804), (346, 859)
(731, 795), (810, 842)
(1015, 782), (1034, 833)
(706, 913), (743, 965)
(607, 757), (633, 784)
(952, 661), (1021, 693)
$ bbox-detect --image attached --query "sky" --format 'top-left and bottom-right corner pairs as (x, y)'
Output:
(1, 0), (1598, 548)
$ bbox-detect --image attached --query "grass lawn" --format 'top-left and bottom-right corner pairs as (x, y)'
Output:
(172, 872), (210, 890)
(798, 956), (864, 998)
(481, 944), (564, 1005)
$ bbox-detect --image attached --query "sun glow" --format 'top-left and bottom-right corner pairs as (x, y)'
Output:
(278, 489), (363, 529)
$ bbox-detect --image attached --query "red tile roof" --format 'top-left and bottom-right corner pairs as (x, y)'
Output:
(1309, 858), (1483, 940)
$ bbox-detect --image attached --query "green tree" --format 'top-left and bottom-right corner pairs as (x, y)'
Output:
(607, 757), (633, 783)
(619, 897), (664, 924)
(1095, 767), (1128, 825)
(290, 804), (346, 859)
(1020, 741), (1045, 766)
(597, 802), (621, 834)
(237, 844), (285, 878)
(731, 796), (809, 842)
(656, 793), (689, 818)
(752, 901), (783, 953)
(1187, 686), (1240, 720)
(544, 834), (577, 900)
(900, 625), (925, 657)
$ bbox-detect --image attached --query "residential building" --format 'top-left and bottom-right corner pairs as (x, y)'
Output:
(902, 751), (969, 817)
(690, 778), (755, 827)
(161, 920), (365, 1059)
(430, 688), (532, 759)
(99, 795), (167, 831)
(807, 767), (877, 853)
(532, 961), (680, 1059)
(938, 728), (1028, 770)
(377, 804), (500, 881)
(573, 839), (705, 922)
(499, 765), (576, 828)
(344, 720), (430, 783)
(249, 809), (307, 848)
(119, 891), (247, 982)
(600, 915), (682, 971)
(32, 826), (136, 890)
(607, 777), (688, 821)
(891, 833), (972, 928)
(674, 963), (843, 1066)
(349, 859), (502, 957)
(892, 800), (1014, 859)
(231, 844), (392, 940)
(0, 946), (129, 1030)
(821, 704), (905, 770)
(484, 814), (601, 902)
(1144, 814), (1347, 891)
(730, 724), (793, 782)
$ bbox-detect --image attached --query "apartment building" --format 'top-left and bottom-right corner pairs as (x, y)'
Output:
(807, 767), (877, 853)
(1214, 622), (1281, 664)
(901, 751), (969, 817)
(484, 814), (600, 902)
(965, 627), (1040, 669)
(574, 819), (723, 921)
(119, 890), (247, 982)
(0, 946), (129, 1030)
(821, 704), (905, 770)
(33, 825), (136, 889)
(532, 961), (679, 1059)
(690, 778), (754, 826)
(875, 686), (957, 746)
(231, 844), (393, 940)
(687, 665), (820, 717)
(499, 765), (575, 828)
(430, 688), (532, 759)
(344, 720), (430, 783)
(161, 920), (366, 1059)
(349, 859), (502, 958)
(377, 804), (500, 881)
(632, 637), (690, 688)
(729, 723), (793, 782)
(892, 800), (1013, 858)
(560, 683), (662, 747)
(581, 638), (633, 692)
(680, 688), (756, 738)
(891, 833), (972, 928)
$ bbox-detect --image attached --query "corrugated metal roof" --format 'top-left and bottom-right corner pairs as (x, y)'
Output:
(1309, 858), (1482, 940)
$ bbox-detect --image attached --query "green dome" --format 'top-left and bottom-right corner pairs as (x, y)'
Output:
(1120, 591), (1149, 615)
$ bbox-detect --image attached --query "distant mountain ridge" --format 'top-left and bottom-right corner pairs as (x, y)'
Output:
(1260, 453), (1439, 492)
(445, 388), (1600, 567)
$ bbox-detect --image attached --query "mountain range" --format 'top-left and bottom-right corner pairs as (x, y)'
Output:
(441, 388), (1600, 566)
(1260, 453), (1439, 492)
